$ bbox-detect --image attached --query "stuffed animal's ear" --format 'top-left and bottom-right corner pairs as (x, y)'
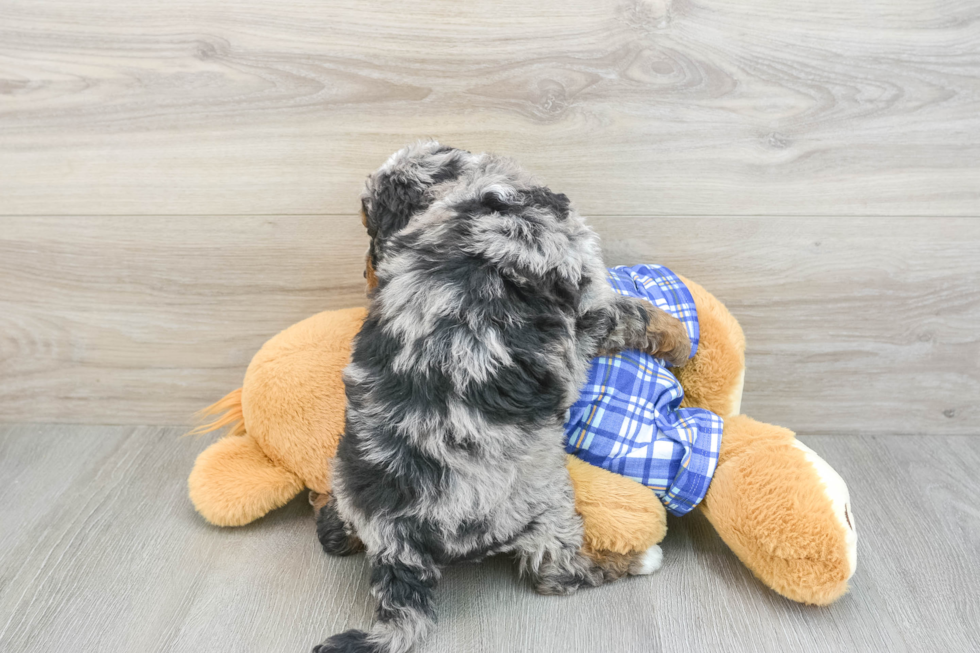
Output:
(566, 455), (668, 555)
(188, 431), (304, 527)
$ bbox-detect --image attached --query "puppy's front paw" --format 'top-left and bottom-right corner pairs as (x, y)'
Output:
(642, 302), (691, 367)
(313, 629), (378, 653)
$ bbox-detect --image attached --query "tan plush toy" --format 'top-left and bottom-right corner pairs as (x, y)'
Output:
(188, 276), (856, 606)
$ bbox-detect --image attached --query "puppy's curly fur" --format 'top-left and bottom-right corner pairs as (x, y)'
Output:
(314, 142), (689, 653)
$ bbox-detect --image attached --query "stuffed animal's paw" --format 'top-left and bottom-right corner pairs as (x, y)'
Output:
(629, 544), (663, 575)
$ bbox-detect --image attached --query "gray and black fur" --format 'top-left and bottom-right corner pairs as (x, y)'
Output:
(314, 142), (689, 653)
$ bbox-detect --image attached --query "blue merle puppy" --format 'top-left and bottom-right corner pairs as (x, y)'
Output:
(314, 142), (690, 653)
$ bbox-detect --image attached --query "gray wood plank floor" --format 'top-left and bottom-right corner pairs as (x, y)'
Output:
(1, 424), (977, 652)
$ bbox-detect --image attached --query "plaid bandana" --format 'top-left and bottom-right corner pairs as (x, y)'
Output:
(564, 265), (724, 516)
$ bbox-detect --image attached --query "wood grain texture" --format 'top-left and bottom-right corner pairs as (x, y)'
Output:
(598, 216), (980, 437)
(1, 424), (978, 652)
(2, 216), (978, 434)
(0, 215), (370, 425)
(1, 0), (978, 216)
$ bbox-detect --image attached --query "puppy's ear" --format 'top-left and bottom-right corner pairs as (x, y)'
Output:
(361, 171), (428, 246)
(361, 142), (471, 267)
(361, 176), (421, 279)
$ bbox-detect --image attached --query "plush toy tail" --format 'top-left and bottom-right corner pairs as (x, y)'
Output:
(186, 388), (246, 437)
(186, 388), (304, 527)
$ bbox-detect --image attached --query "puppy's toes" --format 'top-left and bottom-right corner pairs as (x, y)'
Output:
(533, 577), (577, 596)
(533, 556), (604, 595)
(533, 573), (596, 596)
(646, 307), (691, 367)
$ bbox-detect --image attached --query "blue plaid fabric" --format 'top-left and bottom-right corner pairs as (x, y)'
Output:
(563, 265), (724, 516)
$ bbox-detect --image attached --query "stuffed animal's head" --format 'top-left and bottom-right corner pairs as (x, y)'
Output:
(360, 141), (474, 288)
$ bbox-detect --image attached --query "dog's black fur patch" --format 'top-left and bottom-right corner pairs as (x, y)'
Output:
(317, 497), (364, 557)
(313, 629), (380, 653)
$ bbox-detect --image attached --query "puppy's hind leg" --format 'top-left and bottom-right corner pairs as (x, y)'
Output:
(509, 490), (606, 595)
(317, 495), (364, 556)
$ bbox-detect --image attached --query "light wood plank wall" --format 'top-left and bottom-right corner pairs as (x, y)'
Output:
(2, 216), (977, 434)
(1, 0), (978, 433)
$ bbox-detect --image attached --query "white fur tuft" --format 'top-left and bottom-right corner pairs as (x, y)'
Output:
(633, 544), (663, 575)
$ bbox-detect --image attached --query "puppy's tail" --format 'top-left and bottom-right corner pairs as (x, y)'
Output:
(185, 388), (245, 437)
(314, 558), (439, 653)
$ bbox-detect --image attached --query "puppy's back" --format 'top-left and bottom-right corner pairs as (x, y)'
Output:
(351, 161), (603, 434)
